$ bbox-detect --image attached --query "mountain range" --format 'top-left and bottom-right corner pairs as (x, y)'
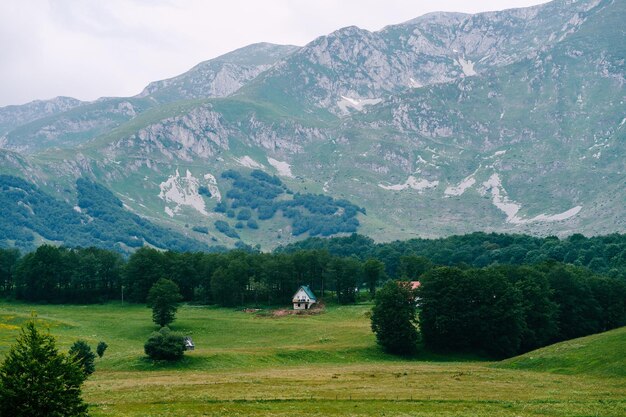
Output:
(1, 0), (624, 252)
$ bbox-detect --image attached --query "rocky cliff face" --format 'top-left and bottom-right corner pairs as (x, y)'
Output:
(0, 96), (83, 136)
(138, 43), (299, 103)
(244, 0), (610, 114)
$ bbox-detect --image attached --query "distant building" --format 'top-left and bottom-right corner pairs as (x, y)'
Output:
(184, 336), (195, 351)
(292, 285), (317, 310)
(410, 281), (421, 305)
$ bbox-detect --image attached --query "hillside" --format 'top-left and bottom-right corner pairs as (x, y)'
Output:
(498, 326), (626, 378)
(0, 0), (624, 251)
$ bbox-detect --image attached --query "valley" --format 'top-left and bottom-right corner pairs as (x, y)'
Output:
(0, 302), (624, 417)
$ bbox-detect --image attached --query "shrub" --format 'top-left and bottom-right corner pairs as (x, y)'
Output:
(237, 208), (252, 221)
(214, 220), (239, 239)
(96, 341), (108, 358)
(144, 327), (186, 361)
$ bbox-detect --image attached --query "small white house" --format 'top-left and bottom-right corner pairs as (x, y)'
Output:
(292, 285), (317, 310)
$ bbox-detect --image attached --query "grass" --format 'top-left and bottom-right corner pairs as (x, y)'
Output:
(0, 301), (624, 416)
(497, 326), (626, 378)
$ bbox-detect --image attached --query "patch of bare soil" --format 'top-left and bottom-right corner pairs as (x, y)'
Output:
(252, 302), (326, 318)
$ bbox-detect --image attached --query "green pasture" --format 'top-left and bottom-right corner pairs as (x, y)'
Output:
(0, 302), (624, 416)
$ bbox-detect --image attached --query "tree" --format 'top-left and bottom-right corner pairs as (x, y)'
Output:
(147, 278), (183, 327)
(0, 248), (20, 295)
(419, 267), (525, 358)
(69, 340), (96, 376)
(0, 319), (88, 417)
(363, 258), (386, 296)
(399, 255), (432, 280)
(144, 327), (186, 361)
(96, 341), (108, 358)
(371, 280), (419, 355)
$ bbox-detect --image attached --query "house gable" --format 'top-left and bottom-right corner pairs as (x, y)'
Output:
(292, 285), (317, 303)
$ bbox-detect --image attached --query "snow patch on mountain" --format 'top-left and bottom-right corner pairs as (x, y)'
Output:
(267, 157), (294, 178)
(484, 150), (507, 159)
(409, 78), (422, 88)
(458, 57), (477, 76)
(480, 173), (582, 224)
(159, 169), (208, 216)
(234, 156), (264, 169)
(445, 174), (476, 196)
(203, 173), (221, 202)
(379, 176), (439, 192)
(337, 96), (382, 112)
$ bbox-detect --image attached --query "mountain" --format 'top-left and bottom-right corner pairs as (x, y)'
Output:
(0, 0), (624, 252)
(138, 43), (299, 103)
(0, 96), (83, 136)
(0, 43), (297, 154)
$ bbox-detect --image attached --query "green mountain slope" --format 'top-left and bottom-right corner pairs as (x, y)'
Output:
(0, 175), (213, 252)
(497, 326), (626, 378)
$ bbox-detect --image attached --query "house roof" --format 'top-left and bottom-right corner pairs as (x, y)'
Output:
(295, 285), (317, 301)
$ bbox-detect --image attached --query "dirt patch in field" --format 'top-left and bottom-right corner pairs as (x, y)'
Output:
(249, 302), (326, 318)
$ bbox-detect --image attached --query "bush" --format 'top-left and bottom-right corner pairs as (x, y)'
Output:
(198, 186), (212, 197)
(237, 208), (252, 221)
(214, 220), (239, 239)
(192, 226), (208, 234)
(96, 341), (108, 358)
(144, 327), (186, 361)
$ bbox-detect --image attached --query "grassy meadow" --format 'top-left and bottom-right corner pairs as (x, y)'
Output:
(0, 301), (624, 416)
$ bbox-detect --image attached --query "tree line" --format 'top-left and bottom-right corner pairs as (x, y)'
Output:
(0, 245), (364, 306)
(1, 231), (626, 310)
(418, 262), (626, 358)
(1, 236), (626, 359)
(278, 232), (626, 278)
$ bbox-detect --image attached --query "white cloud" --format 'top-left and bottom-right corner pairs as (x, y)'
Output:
(0, 0), (547, 106)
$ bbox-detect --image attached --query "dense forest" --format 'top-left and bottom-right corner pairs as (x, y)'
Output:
(277, 233), (626, 279)
(212, 169), (363, 237)
(0, 175), (213, 252)
(1, 232), (625, 358)
(419, 264), (625, 357)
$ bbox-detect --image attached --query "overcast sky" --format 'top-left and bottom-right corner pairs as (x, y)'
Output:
(0, 0), (548, 107)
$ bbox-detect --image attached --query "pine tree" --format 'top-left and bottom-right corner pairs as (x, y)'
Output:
(0, 319), (88, 417)
(69, 340), (96, 376)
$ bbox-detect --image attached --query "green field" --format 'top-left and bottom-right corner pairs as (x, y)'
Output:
(0, 302), (624, 416)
